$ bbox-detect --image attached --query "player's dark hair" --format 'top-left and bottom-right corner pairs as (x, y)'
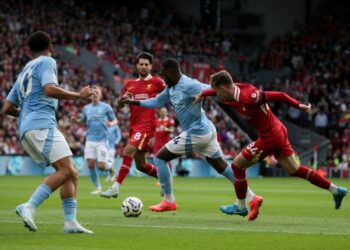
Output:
(210, 70), (233, 88)
(161, 58), (180, 71)
(136, 52), (153, 64)
(28, 31), (51, 53)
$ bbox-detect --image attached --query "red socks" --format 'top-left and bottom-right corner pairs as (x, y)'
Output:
(141, 163), (158, 178)
(116, 156), (133, 184)
(232, 163), (248, 199)
(292, 166), (331, 190)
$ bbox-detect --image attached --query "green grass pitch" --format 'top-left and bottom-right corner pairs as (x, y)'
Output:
(0, 176), (349, 250)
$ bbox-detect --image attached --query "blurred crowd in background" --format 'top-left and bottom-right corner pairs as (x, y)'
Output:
(0, 0), (349, 171)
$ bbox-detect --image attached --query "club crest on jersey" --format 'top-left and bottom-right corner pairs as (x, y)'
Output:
(147, 84), (152, 90)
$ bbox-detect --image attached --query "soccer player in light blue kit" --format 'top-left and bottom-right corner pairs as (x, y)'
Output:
(122, 58), (261, 215)
(1, 31), (94, 233)
(73, 86), (118, 194)
(106, 124), (122, 181)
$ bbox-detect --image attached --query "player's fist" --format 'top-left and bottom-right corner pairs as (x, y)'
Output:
(194, 93), (204, 103)
(121, 95), (132, 104)
(123, 91), (133, 99)
(299, 103), (311, 112)
(79, 86), (94, 99)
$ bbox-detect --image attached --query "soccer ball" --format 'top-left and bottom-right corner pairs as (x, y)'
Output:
(121, 197), (143, 217)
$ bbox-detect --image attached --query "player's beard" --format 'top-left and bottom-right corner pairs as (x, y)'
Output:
(139, 69), (150, 78)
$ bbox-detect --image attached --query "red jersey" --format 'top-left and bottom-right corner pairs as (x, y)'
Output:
(202, 84), (300, 136)
(154, 117), (175, 152)
(223, 84), (282, 136)
(202, 84), (301, 161)
(121, 75), (165, 132)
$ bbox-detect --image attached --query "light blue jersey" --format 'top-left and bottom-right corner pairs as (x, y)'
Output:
(108, 125), (121, 150)
(81, 102), (116, 142)
(140, 75), (213, 135)
(6, 56), (59, 138)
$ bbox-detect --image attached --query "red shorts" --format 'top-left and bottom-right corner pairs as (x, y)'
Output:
(128, 129), (154, 152)
(242, 125), (294, 162)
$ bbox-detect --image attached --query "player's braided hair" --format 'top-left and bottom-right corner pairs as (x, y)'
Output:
(210, 70), (233, 88)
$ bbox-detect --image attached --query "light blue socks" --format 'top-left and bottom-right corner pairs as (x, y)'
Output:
(27, 183), (52, 208)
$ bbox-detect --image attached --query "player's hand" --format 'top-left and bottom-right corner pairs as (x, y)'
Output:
(194, 93), (203, 103)
(79, 86), (94, 99)
(119, 92), (133, 104)
(123, 91), (133, 99)
(106, 120), (112, 128)
(299, 103), (312, 112)
(121, 95), (133, 104)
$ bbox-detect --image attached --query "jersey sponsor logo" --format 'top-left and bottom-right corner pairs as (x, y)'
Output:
(135, 94), (149, 100)
(147, 83), (152, 90)
(134, 93), (149, 100)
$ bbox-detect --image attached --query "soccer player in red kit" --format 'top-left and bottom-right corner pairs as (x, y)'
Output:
(196, 70), (348, 219)
(101, 52), (165, 198)
(153, 107), (175, 155)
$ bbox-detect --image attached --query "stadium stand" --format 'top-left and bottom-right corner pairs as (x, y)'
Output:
(0, 0), (248, 159)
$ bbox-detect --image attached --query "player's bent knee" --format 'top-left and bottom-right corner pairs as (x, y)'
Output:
(287, 165), (299, 175)
(87, 159), (95, 168)
(72, 167), (79, 180)
(135, 164), (145, 171)
(63, 165), (76, 179)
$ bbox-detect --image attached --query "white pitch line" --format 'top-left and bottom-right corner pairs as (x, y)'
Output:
(1, 219), (349, 236)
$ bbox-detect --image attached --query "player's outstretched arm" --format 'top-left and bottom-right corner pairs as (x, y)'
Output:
(122, 89), (170, 108)
(1, 100), (19, 117)
(264, 91), (311, 112)
(43, 84), (96, 100)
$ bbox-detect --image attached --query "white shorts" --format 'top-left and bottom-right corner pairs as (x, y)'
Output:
(165, 129), (223, 159)
(108, 148), (116, 163)
(84, 140), (108, 163)
(21, 128), (73, 165)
